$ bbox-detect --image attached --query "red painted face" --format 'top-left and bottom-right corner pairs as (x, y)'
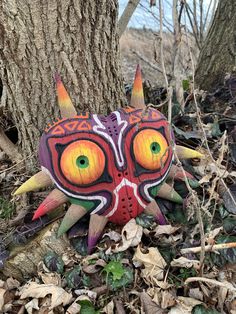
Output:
(39, 106), (174, 224)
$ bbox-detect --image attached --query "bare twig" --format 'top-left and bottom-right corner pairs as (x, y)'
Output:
(172, 0), (184, 108)
(181, 242), (236, 254)
(118, 0), (141, 38)
(185, 277), (236, 292)
(157, 0), (173, 123)
(183, 1), (201, 50)
(131, 49), (170, 76)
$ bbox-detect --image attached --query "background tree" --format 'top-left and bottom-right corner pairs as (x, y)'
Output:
(195, 0), (236, 90)
(0, 0), (124, 170)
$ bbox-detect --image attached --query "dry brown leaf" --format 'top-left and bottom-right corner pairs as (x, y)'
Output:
(168, 297), (202, 314)
(103, 231), (122, 242)
(66, 297), (81, 314)
(170, 257), (200, 270)
(133, 246), (167, 282)
(161, 290), (176, 309)
(206, 227), (223, 243)
(101, 300), (114, 314)
(0, 288), (6, 312)
(113, 219), (143, 252)
(189, 288), (203, 301)
(4, 277), (20, 290)
(25, 298), (39, 314)
(19, 281), (73, 310)
(218, 286), (228, 312)
(82, 259), (107, 274)
(39, 272), (62, 286)
(140, 292), (164, 314)
(154, 225), (180, 236)
(74, 289), (97, 300)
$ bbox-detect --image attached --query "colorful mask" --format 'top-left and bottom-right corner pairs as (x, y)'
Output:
(14, 66), (202, 253)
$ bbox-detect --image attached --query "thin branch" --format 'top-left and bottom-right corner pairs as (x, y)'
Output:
(139, 3), (174, 33)
(131, 49), (171, 78)
(118, 0), (141, 38)
(185, 277), (236, 292)
(181, 242), (236, 254)
(202, 0), (213, 34)
(199, 0), (204, 43)
(157, 0), (172, 123)
(184, 1), (201, 50)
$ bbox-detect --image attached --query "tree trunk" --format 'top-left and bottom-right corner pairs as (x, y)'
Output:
(195, 0), (236, 91)
(0, 0), (124, 170)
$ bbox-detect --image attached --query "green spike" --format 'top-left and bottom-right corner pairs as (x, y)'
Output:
(154, 183), (183, 204)
(57, 204), (87, 237)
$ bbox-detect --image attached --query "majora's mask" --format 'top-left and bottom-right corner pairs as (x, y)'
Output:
(14, 66), (202, 253)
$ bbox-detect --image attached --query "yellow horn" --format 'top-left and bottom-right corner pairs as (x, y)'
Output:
(176, 145), (204, 159)
(130, 64), (145, 109)
(55, 74), (77, 118)
(13, 171), (52, 195)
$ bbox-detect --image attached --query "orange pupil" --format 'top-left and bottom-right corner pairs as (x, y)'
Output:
(133, 129), (169, 170)
(60, 140), (105, 185)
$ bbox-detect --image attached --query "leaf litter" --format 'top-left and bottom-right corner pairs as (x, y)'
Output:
(0, 83), (236, 313)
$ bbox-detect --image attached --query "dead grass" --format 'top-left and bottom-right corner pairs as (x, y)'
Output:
(120, 27), (198, 85)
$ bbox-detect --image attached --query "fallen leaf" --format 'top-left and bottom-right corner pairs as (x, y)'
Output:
(189, 288), (203, 301)
(82, 259), (107, 274)
(154, 225), (180, 236)
(19, 282), (73, 310)
(74, 289), (97, 300)
(0, 288), (6, 311)
(102, 300), (114, 314)
(161, 290), (176, 309)
(25, 298), (39, 314)
(103, 231), (122, 242)
(39, 272), (62, 286)
(4, 277), (20, 290)
(140, 292), (163, 314)
(133, 246), (166, 283)
(171, 257), (200, 270)
(66, 297), (81, 314)
(222, 184), (236, 214)
(113, 219), (143, 252)
(168, 297), (202, 314)
(206, 227), (223, 242)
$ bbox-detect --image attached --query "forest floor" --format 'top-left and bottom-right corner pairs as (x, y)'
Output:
(0, 28), (236, 314)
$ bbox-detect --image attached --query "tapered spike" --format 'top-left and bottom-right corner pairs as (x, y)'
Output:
(57, 204), (87, 237)
(156, 183), (183, 204)
(87, 214), (108, 254)
(32, 189), (68, 220)
(144, 200), (167, 225)
(13, 171), (52, 196)
(55, 74), (77, 118)
(176, 145), (203, 159)
(168, 164), (199, 188)
(130, 64), (145, 109)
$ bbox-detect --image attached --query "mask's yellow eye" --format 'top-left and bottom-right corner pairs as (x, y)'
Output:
(133, 129), (169, 170)
(60, 140), (105, 185)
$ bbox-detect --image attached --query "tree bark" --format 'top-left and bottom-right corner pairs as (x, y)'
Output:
(0, 0), (124, 170)
(195, 0), (236, 91)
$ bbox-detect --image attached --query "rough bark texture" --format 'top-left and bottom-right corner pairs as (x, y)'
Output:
(195, 1), (236, 91)
(0, 0), (124, 169)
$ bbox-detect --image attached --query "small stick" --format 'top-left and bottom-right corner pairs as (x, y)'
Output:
(185, 276), (236, 292)
(181, 242), (236, 254)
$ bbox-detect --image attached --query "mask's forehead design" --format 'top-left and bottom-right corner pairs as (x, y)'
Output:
(13, 65), (203, 253)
